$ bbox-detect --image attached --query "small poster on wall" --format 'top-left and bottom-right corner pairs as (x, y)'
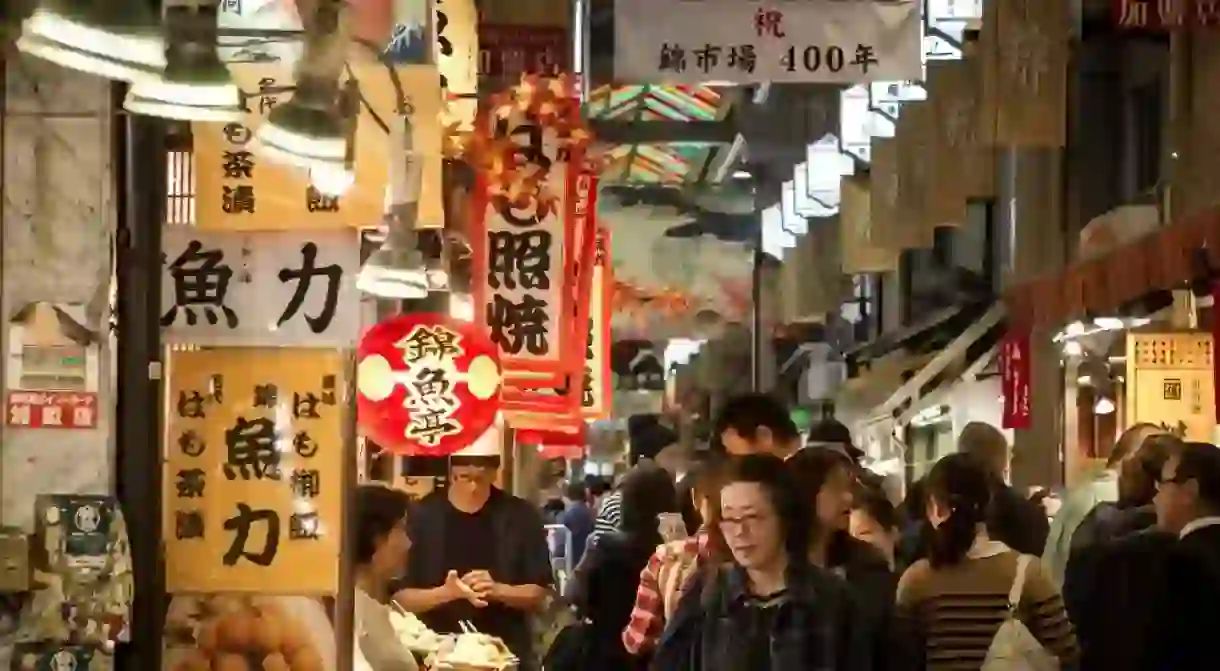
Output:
(5, 302), (101, 430)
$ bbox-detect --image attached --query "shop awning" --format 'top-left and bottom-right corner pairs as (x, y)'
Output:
(898, 343), (1000, 425)
(1005, 204), (1220, 328)
(841, 303), (1006, 427)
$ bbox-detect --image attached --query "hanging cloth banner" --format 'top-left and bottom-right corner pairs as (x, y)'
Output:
(471, 106), (582, 389)
(839, 173), (899, 274)
(895, 103), (943, 243)
(1000, 329), (1032, 430)
(164, 349), (346, 594)
(613, 0), (923, 85)
(501, 167), (600, 422)
(980, 0), (1070, 147)
(192, 62), (445, 230)
(930, 58), (996, 199)
(870, 137), (925, 252)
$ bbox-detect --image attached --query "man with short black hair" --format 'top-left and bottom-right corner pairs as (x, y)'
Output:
(714, 392), (801, 459)
(394, 441), (553, 670)
(1146, 441), (1220, 667)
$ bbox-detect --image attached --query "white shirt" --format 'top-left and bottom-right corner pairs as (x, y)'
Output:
(1179, 515), (1220, 538)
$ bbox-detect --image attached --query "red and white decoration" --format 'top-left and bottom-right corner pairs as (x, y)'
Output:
(5, 391), (98, 430)
(357, 314), (503, 456)
(1000, 329), (1032, 430)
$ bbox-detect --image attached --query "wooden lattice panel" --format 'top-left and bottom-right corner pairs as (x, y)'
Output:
(1129, 333), (1214, 370)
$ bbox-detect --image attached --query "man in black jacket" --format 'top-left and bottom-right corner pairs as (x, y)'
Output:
(957, 422), (1049, 554)
(1144, 441), (1220, 668)
(393, 451), (553, 670)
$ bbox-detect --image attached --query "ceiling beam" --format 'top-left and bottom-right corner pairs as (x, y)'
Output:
(588, 119), (738, 145)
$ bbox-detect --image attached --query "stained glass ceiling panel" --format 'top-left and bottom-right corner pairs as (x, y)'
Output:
(601, 143), (720, 184)
(586, 85), (726, 121)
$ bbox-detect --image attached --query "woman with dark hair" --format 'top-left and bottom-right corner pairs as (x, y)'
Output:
(623, 457), (728, 656)
(652, 455), (862, 671)
(354, 485), (417, 671)
(895, 454), (1079, 669)
(566, 461), (678, 671)
(787, 449), (898, 671)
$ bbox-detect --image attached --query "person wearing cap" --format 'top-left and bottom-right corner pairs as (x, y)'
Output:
(392, 426), (553, 671)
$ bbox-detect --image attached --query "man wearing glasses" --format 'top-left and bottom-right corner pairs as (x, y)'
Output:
(1144, 441), (1220, 668)
(393, 433), (553, 670)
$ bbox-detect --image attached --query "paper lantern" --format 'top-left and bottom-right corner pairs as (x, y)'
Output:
(357, 313), (503, 456)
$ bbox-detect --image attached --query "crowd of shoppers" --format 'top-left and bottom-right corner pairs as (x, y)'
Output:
(347, 388), (1220, 671)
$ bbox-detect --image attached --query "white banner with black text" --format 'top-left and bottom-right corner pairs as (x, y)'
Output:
(614, 0), (923, 85)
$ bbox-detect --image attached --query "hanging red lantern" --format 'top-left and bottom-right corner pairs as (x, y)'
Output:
(357, 313), (503, 456)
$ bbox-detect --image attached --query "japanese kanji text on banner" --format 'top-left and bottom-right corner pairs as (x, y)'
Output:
(161, 228), (361, 348)
(164, 349), (345, 594)
(613, 0), (922, 84)
(192, 62), (444, 230)
(1125, 332), (1217, 441)
(472, 109), (575, 382)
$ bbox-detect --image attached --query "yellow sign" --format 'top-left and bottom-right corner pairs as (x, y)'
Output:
(193, 62), (444, 230)
(164, 349), (346, 594)
(438, 0), (479, 130)
(584, 231), (611, 420)
(1125, 332), (1216, 441)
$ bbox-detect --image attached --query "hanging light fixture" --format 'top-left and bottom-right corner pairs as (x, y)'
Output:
(124, 1), (241, 123)
(253, 0), (351, 190)
(358, 114), (431, 299)
(357, 213), (430, 299)
(18, 0), (165, 83)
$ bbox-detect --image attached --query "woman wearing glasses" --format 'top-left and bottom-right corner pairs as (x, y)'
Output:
(651, 455), (863, 671)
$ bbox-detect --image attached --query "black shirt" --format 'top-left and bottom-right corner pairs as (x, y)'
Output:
(401, 488), (553, 670)
(431, 498), (511, 636)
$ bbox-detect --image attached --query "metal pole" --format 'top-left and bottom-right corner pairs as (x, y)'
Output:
(751, 177), (765, 392)
(334, 353), (360, 671)
(113, 83), (166, 671)
(751, 224), (764, 392)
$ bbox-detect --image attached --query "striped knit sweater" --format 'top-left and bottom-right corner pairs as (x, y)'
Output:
(896, 550), (1080, 670)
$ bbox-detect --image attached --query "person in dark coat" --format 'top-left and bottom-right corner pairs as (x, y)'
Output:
(788, 448), (900, 671)
(1143, 441), (1220, 669)
(568, 461), (678, 671)
(652, 456), (864, 671)
(1061, 433), (1179, 626)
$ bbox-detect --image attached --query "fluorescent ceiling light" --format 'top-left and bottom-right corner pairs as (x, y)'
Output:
(357, 225), (429, 299)
(732, 169), (752, 180)
(124, 3), (243, 123)
(18, 7), (164, 84)
(310, 165), (356, 198)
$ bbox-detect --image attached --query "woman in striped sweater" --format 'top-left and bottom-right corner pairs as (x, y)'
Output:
(895, 454), (1080, 670)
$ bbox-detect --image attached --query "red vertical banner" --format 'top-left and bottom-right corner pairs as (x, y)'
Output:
(497, 161), (599, 424)
(470, 106), (581, 387)
(1001, 330), (1032, 429)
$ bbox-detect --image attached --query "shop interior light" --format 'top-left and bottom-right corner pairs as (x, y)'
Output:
(123, 2), (242, 123)
(1062, 340), (1084, 357)
(1094, 397), (1116, 415)
(357, 217), (429, 299)
(449, 291), (475, 321)
(1093, 317), (1126, 330)
(253, 0), (350, 188)
(18, 1), (165, 84)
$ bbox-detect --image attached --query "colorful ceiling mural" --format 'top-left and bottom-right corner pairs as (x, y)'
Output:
(586, 85), (735, 184)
